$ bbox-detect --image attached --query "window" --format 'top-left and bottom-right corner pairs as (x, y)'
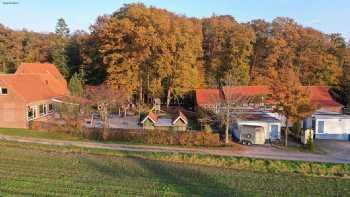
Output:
(28, 106), (36, 120)
(39, 104), (47, 116)
(48, 103), (53, 111)
(318, 121), (325, 133)
(0, 87), (8, 95)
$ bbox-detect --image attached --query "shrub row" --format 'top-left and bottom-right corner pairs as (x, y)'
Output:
(30, 121), (221, 146)
(144, 152), (350, 178)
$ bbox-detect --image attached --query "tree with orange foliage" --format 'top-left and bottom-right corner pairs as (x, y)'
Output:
(269, 67), (315, 146)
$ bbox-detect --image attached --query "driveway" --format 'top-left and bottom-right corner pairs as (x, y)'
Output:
(0, 134), (350, 164)
(315, 140), (350, 163)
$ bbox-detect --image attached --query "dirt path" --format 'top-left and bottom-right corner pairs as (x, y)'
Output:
(0, 134), (349, 164)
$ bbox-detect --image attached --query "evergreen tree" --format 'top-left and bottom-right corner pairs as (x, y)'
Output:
(69, 73), (84, 97)
(55, 18), (70, 38)
(51, 18), (70, 79)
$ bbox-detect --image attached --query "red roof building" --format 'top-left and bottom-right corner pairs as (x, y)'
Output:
(0, 63), (68, 128)
(196, 85), (342, 113)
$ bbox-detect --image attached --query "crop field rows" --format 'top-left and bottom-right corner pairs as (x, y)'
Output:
(0, 142), (349, 196)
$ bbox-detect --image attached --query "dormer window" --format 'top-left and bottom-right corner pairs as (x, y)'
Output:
(0, 87), (8, 95)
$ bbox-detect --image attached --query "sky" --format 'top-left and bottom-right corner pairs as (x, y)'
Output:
(0, 0), (349, 40)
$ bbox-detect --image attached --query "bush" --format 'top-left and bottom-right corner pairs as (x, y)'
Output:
(306, 134), (314, 151)
(144, 130), (221, 146)
(30, 121), (67, 133)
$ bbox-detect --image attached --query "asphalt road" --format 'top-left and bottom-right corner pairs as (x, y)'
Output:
(0, 134), (349, 164)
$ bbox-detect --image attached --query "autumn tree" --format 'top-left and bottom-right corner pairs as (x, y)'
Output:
(249, 19), (271, 84)
(0, 24), (21, 73)
(270, 68), (315, 146)
(158, 16), (204, 107)
(202, 15), (255, 87)
(91, 4), (203, 107)
(343, 61), (350, 112)
(80, 17), (107, 85)
(249, 17), (343, 86)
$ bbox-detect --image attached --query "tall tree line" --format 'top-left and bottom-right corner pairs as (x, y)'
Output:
(0, 3), (349, 106)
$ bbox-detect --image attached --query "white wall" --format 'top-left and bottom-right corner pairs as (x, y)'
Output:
(315, 118), (350, 135)
(237, 121), (281, 140)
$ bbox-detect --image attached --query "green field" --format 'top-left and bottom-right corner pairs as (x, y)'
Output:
(0, 141), (349, 196)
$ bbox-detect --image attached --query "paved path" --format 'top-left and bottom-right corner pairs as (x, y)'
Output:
(0, 134), (349, 164)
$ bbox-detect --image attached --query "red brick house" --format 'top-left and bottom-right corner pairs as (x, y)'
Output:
(0, 63), (68, 128)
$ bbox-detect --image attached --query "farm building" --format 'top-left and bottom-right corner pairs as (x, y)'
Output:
(0, 63), (68, 128)
(141, 111), (188, 131)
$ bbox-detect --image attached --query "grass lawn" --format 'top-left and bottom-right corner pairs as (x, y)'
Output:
(0, 141), (349, 196)
(0, 128), (84, 141)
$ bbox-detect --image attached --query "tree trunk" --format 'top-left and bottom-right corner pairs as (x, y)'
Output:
(166, 87), (171, 108)
(139, 78), (143, 105)
(225, 106), (230, 144)
(284, 117), (289, 146)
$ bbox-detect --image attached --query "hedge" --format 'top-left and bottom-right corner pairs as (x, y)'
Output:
(30, 121), (221, 146)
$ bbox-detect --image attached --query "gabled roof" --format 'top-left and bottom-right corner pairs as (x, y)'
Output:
(0, 74), (58, 103)
(16, 63), (66, 82)
(0, 63), (68, 103)
(141, 112), (158, 124)
(172, 111), (188, 125)
(16, 63), (67, 96)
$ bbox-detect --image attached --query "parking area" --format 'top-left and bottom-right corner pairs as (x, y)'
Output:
(315, 140), (350, 162)
(109, 115), (141, 129)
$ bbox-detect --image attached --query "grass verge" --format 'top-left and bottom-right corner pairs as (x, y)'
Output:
(0, 128), (84, 141)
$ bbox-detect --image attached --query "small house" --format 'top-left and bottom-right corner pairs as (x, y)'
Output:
(141, 111), (188, 131)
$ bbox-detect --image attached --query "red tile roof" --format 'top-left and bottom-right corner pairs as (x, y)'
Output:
(17, 63), (67, 95)
(195, 88), (223, 105)
(0, 74), (58, 103)
(223, 86), (270, 97)
(306, 86), (341, 107)
(196, 85), (341, 109)
(16, 63), (66, 82)
(0, 63), (68, 103)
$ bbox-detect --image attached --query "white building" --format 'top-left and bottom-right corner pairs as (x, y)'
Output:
(304, 112), (350, 141)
